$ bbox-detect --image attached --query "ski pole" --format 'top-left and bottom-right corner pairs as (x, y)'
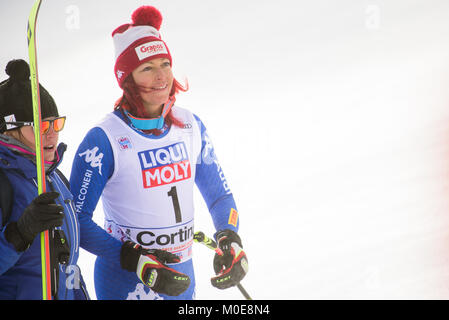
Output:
(193, 231), (252, 300)
(27, 0), (53, 300)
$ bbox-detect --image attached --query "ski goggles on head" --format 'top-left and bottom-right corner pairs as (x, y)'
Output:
(3, 116), (66, 134)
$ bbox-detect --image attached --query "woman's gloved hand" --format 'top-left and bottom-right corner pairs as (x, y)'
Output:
(5, 191), (64, 252)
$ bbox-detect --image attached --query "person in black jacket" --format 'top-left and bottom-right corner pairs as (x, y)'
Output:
(0, 59), (88, 300)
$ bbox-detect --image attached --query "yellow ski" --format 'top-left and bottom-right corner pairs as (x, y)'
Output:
(27, 0), (52, 301)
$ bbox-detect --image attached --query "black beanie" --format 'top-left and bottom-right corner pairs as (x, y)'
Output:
(0, 59), (59, 133)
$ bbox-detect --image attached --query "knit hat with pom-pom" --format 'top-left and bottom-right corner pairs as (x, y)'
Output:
(0, 59), (59, 132)
(112, 6), (172, 88)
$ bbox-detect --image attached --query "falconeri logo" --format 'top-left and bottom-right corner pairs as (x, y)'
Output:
(135, 41), (168, 61)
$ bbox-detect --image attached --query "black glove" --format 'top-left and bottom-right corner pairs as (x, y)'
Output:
(4, 192), (64, 252)
(211, 229), (248, 289)
(121, 241), (191, 296)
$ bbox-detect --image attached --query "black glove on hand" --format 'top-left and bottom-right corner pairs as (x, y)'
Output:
(121, 241), (191, 296)
(5, 191), (64, 252)
(211, 229), (248, 289)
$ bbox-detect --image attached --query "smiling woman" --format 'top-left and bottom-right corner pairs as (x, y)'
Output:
(131, 58), (173, 117)
(69, 5), (248, 300)
(118, 58), (187, 134)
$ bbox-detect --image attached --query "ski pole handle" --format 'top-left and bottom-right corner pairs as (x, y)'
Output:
(193, 231), (252, 300)
(193, 231), (223, 255)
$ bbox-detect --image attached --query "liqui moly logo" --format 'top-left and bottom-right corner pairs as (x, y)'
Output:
(138, 142), (191, 188)
(135, 41), (168, 61)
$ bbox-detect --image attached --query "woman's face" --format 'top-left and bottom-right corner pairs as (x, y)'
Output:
(18, 117), (60, 162)
(131, 57), (173, 115)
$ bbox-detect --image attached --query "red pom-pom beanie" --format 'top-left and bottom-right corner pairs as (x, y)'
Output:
(112, 6), (172, 88)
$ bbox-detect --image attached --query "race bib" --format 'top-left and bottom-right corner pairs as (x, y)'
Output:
(106, 219), (194, 263)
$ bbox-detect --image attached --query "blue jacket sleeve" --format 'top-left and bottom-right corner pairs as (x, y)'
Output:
(0, 220), (21, 275)
(0, 184), (29, 275)
(69, 127), (122, 262)
(193, 115), (240, 235)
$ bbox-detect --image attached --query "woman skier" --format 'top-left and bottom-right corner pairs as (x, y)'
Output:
(69, 5), (248, 300)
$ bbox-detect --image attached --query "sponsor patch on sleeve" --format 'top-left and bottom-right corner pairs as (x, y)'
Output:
(228, 208), (239, 227)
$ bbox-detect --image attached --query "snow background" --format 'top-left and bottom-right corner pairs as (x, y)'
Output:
(2, 0), (449, 299)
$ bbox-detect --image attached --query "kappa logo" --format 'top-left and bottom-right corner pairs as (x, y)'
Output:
(126, 283), (163, 300)
(79, 146), (103, 175)
(201, 131), (215, 164)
